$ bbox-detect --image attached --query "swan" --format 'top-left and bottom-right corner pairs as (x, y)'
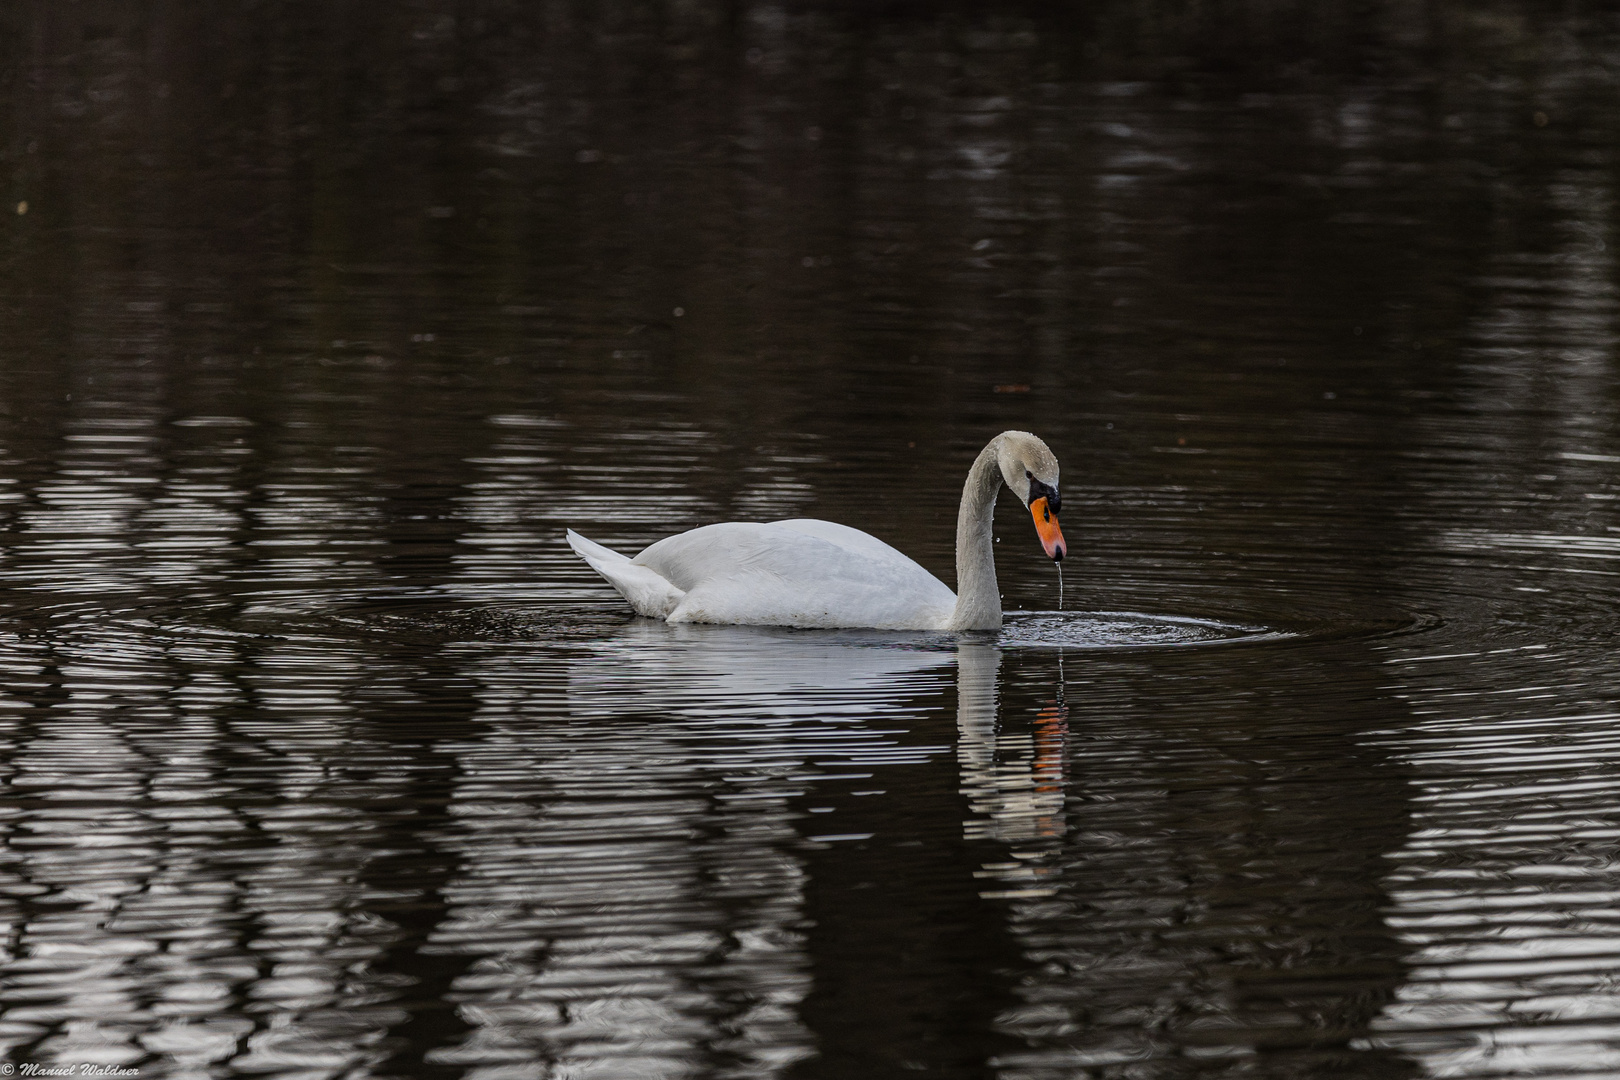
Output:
(565, 430), (1066, 631)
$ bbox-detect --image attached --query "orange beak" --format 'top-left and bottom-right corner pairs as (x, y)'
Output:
(1030, 496), (1066, 561)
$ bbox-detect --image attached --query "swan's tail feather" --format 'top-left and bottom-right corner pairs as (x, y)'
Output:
(565, 529), (626, 565)
(565, 529), (685, 618)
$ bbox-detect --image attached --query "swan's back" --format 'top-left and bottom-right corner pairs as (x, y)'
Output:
(632, 519), (956, 630)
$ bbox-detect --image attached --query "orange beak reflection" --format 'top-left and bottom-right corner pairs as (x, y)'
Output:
(1030, 496), (1066, 561)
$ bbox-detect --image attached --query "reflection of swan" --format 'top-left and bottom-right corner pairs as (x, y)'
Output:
(566, 431), (1066, 631)
(566, 626), (1070, 838)
(567, 619), (952, 719)
(957, 642), (1069, 844)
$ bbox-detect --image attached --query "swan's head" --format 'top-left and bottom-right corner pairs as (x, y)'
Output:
(996, 431), (1067, 562)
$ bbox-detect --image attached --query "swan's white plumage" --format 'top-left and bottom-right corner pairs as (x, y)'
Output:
(566, 431), (1061, 631)
(574, 520), (956, 630)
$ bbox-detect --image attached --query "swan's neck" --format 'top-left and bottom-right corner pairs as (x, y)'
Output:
(949, 439), (1005, 631)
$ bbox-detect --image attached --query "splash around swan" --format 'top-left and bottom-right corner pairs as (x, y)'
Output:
(567, 431), (1065, 631)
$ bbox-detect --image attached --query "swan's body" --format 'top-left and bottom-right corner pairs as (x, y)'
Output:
(568, 519), (957, 630)
(567, 430), (1065, 631)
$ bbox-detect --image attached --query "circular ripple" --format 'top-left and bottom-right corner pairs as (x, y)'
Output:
(999, 608), (1441, 650)
(1000, 610), (1281, 649)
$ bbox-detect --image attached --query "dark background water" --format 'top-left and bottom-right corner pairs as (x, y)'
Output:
(3, 2), (1620, 1077)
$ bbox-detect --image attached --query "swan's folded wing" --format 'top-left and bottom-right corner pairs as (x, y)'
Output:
(634, 521), (955, 630)
(566, 529), (686, 618)
(772, 518), (920, 563)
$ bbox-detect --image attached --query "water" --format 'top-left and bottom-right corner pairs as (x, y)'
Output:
(3, 3), (1620, 1077)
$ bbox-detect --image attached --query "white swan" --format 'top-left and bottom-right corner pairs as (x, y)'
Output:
(565, 430), (1066, 631)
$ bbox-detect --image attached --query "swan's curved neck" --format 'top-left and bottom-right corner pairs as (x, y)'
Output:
(949, 438), (1005, 630)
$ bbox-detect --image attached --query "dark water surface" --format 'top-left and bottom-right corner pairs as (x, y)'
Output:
(4, 3), (1620, 1077)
